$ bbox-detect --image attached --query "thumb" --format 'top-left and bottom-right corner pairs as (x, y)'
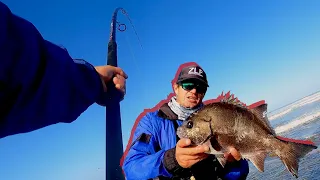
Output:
(112, 66), (128, 79)
(228, 147), (242, 161)
(177, 138), (191, 148)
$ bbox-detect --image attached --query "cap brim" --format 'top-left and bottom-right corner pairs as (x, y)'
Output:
(177, 77), (209, 87)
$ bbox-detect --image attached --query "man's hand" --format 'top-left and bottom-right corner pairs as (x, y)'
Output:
(94, 65), (128, 95)
(175, 138), (210, 168)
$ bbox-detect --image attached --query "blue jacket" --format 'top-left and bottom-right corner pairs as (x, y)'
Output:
(0, 2), (104, 139)
(122, 103), (249, 180)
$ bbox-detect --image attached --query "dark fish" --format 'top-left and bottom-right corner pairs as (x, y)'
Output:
(176, 92), (318, 178)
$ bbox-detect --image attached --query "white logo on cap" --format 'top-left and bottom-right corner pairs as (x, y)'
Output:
(188, 67), (203, 77)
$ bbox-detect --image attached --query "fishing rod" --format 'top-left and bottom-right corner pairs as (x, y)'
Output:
(105, 7), (127, 180)
(104, 7), (141, 179)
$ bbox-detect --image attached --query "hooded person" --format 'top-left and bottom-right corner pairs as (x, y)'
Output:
(121, 62), (249, 180)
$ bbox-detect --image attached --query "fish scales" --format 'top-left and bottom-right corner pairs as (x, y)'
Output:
(177, 92), (318, 178)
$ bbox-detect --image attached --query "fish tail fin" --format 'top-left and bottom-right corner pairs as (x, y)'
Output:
(274, 136), (318, 178)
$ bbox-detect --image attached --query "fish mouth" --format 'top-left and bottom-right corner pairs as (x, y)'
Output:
(177, 125), (213, 145)
(176, 127), (185, 139)
(176, 128), (199, 145)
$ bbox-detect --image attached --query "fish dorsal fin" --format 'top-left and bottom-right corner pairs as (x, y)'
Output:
(215, 91), (275, 134)
(251, 103), (276, 135)
(217, 91), (247, 108)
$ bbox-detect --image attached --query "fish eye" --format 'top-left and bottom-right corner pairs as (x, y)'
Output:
(186, 121), (193, 129)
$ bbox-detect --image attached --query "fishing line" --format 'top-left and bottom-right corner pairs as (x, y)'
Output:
(120, 9), (143, 50)
(115, 9), (143, 74)
(124, 31), (141, 73)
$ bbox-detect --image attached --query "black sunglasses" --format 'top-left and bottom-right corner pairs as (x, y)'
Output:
(180, 82), (207, 93)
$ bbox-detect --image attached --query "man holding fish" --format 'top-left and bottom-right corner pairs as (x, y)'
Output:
(122, 62), (249, 180)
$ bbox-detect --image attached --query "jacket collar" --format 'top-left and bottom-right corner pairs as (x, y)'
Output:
(157, 103), (178, 120)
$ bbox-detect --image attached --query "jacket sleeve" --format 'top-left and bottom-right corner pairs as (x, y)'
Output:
(223, 159), (249, 180)
(0, 2), (104, 139)
(122, 113), (173, 180)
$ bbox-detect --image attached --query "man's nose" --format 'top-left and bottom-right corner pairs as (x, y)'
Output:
(190, 88), (197, 93)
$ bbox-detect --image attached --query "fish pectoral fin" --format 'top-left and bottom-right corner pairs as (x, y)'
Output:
(206, 142), (227, 168)
(216, 156), (227, 168)
(206, 141), (224, 155)
(242, 152), (267, 172)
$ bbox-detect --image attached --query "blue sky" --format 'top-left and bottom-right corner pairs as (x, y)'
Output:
(1, 0), (320, 179)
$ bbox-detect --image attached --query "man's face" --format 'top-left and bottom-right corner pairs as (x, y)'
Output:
(174, 79), (207, 108)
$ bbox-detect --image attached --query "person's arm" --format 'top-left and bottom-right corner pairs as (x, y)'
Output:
(0, 2), (104, 139)
(122, 113), (173, 180)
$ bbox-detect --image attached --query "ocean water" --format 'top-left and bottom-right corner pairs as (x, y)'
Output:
(247, 98), (320, 180)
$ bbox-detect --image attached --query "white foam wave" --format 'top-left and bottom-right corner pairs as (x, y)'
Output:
(269, 108), (292, 121)
(274, 111), (320, 134)
(268, 92), (320, 121)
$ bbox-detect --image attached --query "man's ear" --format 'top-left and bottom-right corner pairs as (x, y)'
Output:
(173, 83), (179, 95)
